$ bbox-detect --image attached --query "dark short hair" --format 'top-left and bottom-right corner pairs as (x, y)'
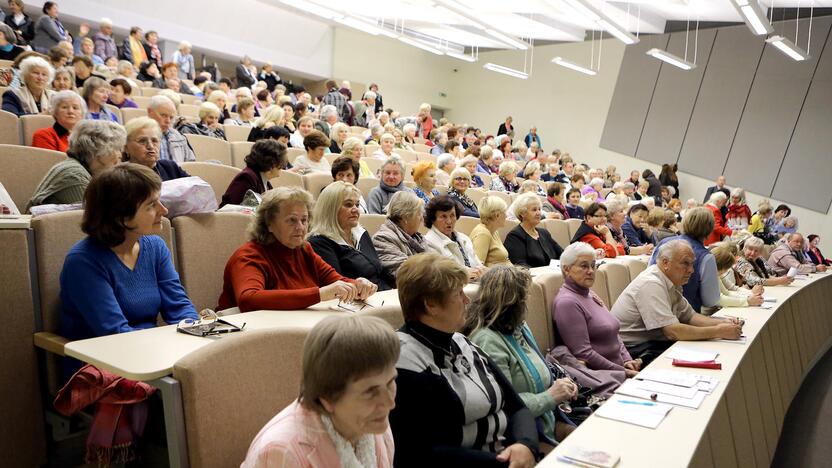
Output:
(130, 26), (141, 36)
(547, 182), (564, 197)
(263, 125), (290, 141)
(144, 30), (157, 40)
(446, 140), (460, 152)
(72, 55), (93, 68)
(566, 187), (581, 198)
(628, 203), (648, 216)
(424, 195), (462, 229)
(303, 130), (330, 151)
(82, 163), (162, 247)
(109, 78), (132, 95)
(48, 46), (70, 62)
(193, 75), (208, 86)
(295, 102), (307, 113)
(245, 140), (287, 172)
(584, 202), (607, 218)
(219, 77), (233, 86)
(330, 156), (359, 181)
(257, 89), (271, 101)
(775, 204), (791, 216)
(808, 234), (819, 243)
(325, 80), (337, 89)
(43, 1), (56, 14)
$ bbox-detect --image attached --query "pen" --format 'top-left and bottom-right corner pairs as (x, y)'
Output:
(618, 399), (657, 406)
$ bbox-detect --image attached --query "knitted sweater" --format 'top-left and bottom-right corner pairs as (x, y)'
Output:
(26, 158), (89, 212)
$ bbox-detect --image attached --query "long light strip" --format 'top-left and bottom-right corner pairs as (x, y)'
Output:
(483, 62), (528, 79)
(646, 48), (696, 70)
(561, 0), (639, 45)
(436, 0), (530, 50)
(766, 35), (810, 61)
(333, 16), (399, 38)
(484, 28), (529, 50)
(446, 51), (477, 62)
(398, 36), (445, 55)
(552, 56), (597, 75)
(732, 0), (774, 35)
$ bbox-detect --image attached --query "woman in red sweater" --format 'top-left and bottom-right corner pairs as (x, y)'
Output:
(705, 191), (732, 246)
(31, 90), (84, 152)
(571, 202), (623, 258)
(217, 186), (378, 312)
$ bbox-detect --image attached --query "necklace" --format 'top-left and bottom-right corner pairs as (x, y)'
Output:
(408, 327), (472, 374)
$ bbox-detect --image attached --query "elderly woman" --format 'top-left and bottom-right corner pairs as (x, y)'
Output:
(467, 265), (577, 445)
(490, 161), (520, 193)
(726, 188), (751, 231)
(242, 315), (397, 467)
(247, 105), (285, 142)
(477, 145), (495, 174)
(392, 128), (412, 151)
(292, 130), (331, 175)
(180, 102), (227, 140)
(553, 243), (640, 382)
(206, 89), (231, 123)
(435, 153), (455, 187)
(329, 122), (349, 153)
(621, 203), (655, 255)
(367, 158), (410, 215)
(218, 187), (377, 311)
(423, 196), (486, 281)
(580, 177), (604, 203)
(221, 140), (286, 207)
(411, 160), (439, 204)
(81, 77), (119, 122)
(748, 201), (773, 238)
(547, 183), (569, 220)
(460, 154), (485, 188)
(2, 55), (53, 116)
(328, 156), (366, 212)
(650, 208), (679, 243)
(27, 120), (124, 212)
(309, 182), (394, 291)
(0, 23), (24, 60)
(571, 202), (621, 259)
(504, 193), (563, 267)
(446, 167), (479, 218)
(31, 90), (84, 152)
(390, 254), (539, 468)
(734, 237), (794, 287)
(171, 41), (195, 80)
(707, 244), (764, 313)
(372, 191), (428, 278)
(227, 97), (256, 126)
(773, 216), (799, 237)
(470, 195), (510, 267)
(371, 133), (401, 161)
(107, 78), (138, 109)
(51, 66), (75, 91)
(290, 115), (315, 148)
(340, 136), (373, 178)
(705, 191), (732, 245)
(31, 2), (68, 53)
(122, 117), (190, 182)
(806, 235), (832, 266)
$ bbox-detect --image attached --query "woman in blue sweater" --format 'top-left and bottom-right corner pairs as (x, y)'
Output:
(60, 163), (197, 356)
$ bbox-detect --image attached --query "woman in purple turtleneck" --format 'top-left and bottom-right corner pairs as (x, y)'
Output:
(553, 242), (642, 377)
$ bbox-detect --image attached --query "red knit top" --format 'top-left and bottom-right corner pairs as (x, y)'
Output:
(32, 124), (70, 152)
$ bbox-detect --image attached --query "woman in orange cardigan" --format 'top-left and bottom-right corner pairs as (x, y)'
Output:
(571, 202), (624, 258)
(704, 191), (732, 246)
(31, 90), (85, 152)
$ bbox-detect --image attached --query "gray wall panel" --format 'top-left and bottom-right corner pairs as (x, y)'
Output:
(677, 25), (765, 180)
(723, 18), (832, 196)
(772, 21), (832, 212)
(599, 35), (669, 156)
(636, 29), (716, 165)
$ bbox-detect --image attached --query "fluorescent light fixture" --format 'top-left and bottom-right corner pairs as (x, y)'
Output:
(646, 48), (696, 70)
(279, 0), (337, 20)
(333, 16), (399, 38)
(483, 63), (528, 79)
(766, 35), (810, 61)
(398, 36), (445, 55)
(484, 28), (528, 50)
(446, 51), (477, 63)
(732, 0), (774, 35)
(552, 56), (596, 75)
(561, 0), (638, 45)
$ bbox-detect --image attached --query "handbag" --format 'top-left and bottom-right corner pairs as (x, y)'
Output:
(161, 176), (218, 217)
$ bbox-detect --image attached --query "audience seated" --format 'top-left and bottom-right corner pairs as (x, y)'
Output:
(504, 193), (563, 267)
(411, 160), (439, 204)
(490, 161), (520, 193)
(51, 66), (75, 91)
(328, 121), (349, 153)
(613, 240), (743, 365)
(368, 158), (410, 215)
(293, 130), (331, 174)
(340, 136), (372, 178)
(773, 215), (799, 237)
(546, 183), (568, 220)
(725, 188), (751, 231)
(242, 314), (397, 468)
(218, 187), (376, 312)
(0, 23), (24, 60)
(246, 105), (285, 142)
(27, 120), (124, 212)
(81, 76), (119, 122)
(289, 115), (315, 148)
(308, 181), (393, 291)
(434, 153), (455, 187)
(470, 195), (510, 267)
(806, 234), (832, 266)
(31, 90), (83, 152)
(458, 154), (483, 188)
(649, 208), (678, 243)
(60, 163), (198, 375)
(2, 55), (53, 116)
(390, 254), (539, 468)
(123, 117), (189, 182)
(423, 195), (485, 281)
(106, 78), (137, 109)
(734, 237), (794, 287)
(748, 201), (774, 241)
(621, 203), (655, 255)
(220, 140), (286, 207)
(468, 265), (577, 445)
(707, 243), (763, 312)
(136, 60), (160, 82)
(206, 90), (231, 124)
(372, 191), (427, 278)
(146, 95), (197, 163)
(476, 145), (495, 174)
(227, 97), (255, 126)
(153, 62), (192, 95)
(768, 233), (826, 275)
(330, 156), (368, 213)
(446, 167), (479, 218)
(564, 187), (584, 219)
(178, 102), (226, 140)
(571, 202), (621, 258)
(371, 133), (400, 161)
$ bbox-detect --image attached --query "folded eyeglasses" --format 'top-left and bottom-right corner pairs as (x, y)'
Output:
(177, 309), (245, 337)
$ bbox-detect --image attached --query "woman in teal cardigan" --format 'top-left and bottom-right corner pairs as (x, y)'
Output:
(467, 265), (577, 445)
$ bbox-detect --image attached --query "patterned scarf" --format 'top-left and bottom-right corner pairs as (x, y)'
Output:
(320, 414), (378, 468)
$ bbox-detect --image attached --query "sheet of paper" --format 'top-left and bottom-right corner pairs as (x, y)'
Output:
(664, 347), (719, 363)
(634, 379), (700, 399)
(787, 267), (798, 278)
(558, 445), (620, 468)
(637, 369), (699, 388)
(763, 297), (777, 303)
(594, 398), (673, 429)
(615, 380), (706, 409)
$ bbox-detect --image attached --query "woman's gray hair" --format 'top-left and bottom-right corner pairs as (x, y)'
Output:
(657, 239), (692, 261)
(49, 90), (86, 118)
(479, 144), (493, 160)
(437, 153), (455, 170)
(448, 167), (471, 188)
(363, 90), (377, 100)
(730, 187), (746, 202)
(81, 76), (109, 102)
(560, 242), (596, 270)
(589, 177), (605, 187)
(708, 190), (728, 204)
(388, 190), (424, 224)
(403, 122), (416, 134)
(67, 120), (126, 166)
(123, 116), (162, 141)
(512, 192), (541, 221)
(0, 23), (16, 43)
(19, 56), (55, 84)
(320, 104), (338, 119)
(248, 187), (314, 245)
(479, 195), (507, 223)
(743, 236), (764, 251)
(382, 157), (405, 173)
(498, 161), (518, 177)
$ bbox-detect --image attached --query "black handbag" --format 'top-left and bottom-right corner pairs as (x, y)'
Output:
(544, 359), (603, 425)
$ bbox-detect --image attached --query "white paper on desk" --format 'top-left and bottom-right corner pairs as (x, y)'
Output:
(787, 267), (798, 278)
(713, 335), (748, 344)
(615, 380), (707, 409)
(634, 379), (699, 399)
(664, 347), (719, 362)
(549, 259), (560, 268)
(763, 297), (777, 303)
(759, 303), (775, 309)
(594, 398), (673, 429)
(637, 369), (699, 388)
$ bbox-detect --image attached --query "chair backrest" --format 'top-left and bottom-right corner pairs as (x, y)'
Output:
(185, 134), (232, 166)
(565, 218), (582, 240)
(0, 144), (66, 209)
(139, 87), (161, 97)
(303, 172), (333, 199)
(286, 147), (305, 164)
(619, 257), (648, 281)
(359, 213), (387, 236)
(103, 104), (122, 123)
(601, 262), (630, 307)
(477, 172), (493, 189)
(172, 212), (251, 311)
(498, 219), (519, 242)
(323, 153), (341, 165)
(435, 185), (448, 196)
(180, 162), (241, 204)
(269, 170), (304, 189)
(174, 327), (308, 468)
(417, 152), (437, 164)
(179, 103), (200, 118)
(589, 267), (611, 308)
(363, 145), (378, 158)
(467, 188), (487, 207)
(223, 124), (251, 142)
(355, 178), (378, 200)
(350, 125), (366, 133)
(525, 280), (553, 353)
(486, 190), (511, 206)
(455, 216), (480, 237)
(132, 96), (152, 108)
(180, 94), (201, 105)
(230, 141), (255, 169)
(120, 107), (148, 123)
(398, 150), (418, 164)
(0, 110), (20, 145)
(363, 158), (384, 176)
(20, 114), (54, 146)
(412, 143), (430, 153)
(538, 270), (565, 347)
(542, 219), (571, 247)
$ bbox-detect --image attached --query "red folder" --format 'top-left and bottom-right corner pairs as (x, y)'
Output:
(672, 359), (722, 370)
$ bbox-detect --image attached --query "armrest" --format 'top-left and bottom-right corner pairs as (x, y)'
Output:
(33, 332), (69, 356)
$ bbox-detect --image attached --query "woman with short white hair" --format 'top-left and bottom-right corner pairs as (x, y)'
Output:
(372, 132), (400, 161)
(32, 90), (85, 152)
(446, 167), (479, 218)
(368, 158), (410, 215)
(340, 136), (373, 178)
(402, 122), (417, 144)
(581, 177), (604, 202)
(490, 160), (520, 193)
(178, 102), (226, 140)
(372, 191), (428, 278)
(329, 122), (349, 153)
(504, 193), (563, 267)
(435, 153), (456, 187)
(172, 40), (195, 80)
(3, 55), (54, 116)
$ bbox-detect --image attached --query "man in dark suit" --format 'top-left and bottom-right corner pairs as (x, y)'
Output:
(703, 175), (729, 203)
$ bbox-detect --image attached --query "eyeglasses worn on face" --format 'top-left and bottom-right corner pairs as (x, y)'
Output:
(574, 261), (602, 271)
(133, 137), (161, 147)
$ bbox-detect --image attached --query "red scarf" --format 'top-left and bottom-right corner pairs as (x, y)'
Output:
(726, 203), (751, 220)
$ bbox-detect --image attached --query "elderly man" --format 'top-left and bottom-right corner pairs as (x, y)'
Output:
(613, 239), (743, 364)
(768, 233), (827, 275)
(315, 104), (338, 137)
(147, 95), (196, 163)
(524, 126), (541, 149)
(704, 175), (729, 203)
(92, 18), (117, 61)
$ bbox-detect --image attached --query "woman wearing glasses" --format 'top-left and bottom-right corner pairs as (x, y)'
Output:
(446, 167), (480, 218)
(122, 117), (190, 182)
(571, 202), (624, 259)
(59, 163), (198, 378)
(390, 253), (539, 468)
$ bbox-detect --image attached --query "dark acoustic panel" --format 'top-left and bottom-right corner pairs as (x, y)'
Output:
(773, 20), (832, 212)
(636, 29), (716, 165)
(677, 25), (765, 180)
(599, 35), (670, 156)
(723, 18), (832, 197)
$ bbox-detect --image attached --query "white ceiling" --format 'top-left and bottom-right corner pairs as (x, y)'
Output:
(282, 0), (832, 49)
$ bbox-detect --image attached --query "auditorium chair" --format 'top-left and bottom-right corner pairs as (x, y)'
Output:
(349, 125), (365, 133)
(178, 103), (200, 118)
(542, 219), (571, 247)
(230, 141), (255, 169)
(565, 218), (582, 241)
(0, 144), (66, 209)
(485, 190), (511, 206)
(185, 134), (233, 166)
(363, 157), (384, 176)
(467, 188), (487, 207)
(132, 96), (152, 108)
(172, 211), (251, 311)
(478, 172), (493, 189)
(223, 124), (251, 142)
(120, 107), (147, 124)
(498, 219), (519, 242)
(303, 172), (333, 199)
(139, 87), (161, 97)
(455, 216), (480, 237)
(323, 153), (341, 165)
(526, 280), (554, 353)
(435, 185), (448, 196)
(397, 149), (419, 163)
(363, 145), (377, 158)
(412, 143), (430, 153)
(589, 267), (611, 308)
(617, 256), (647, 281)
(180, 94), (201, 105)
(0, 110), (20, 145)
(20, 114), (54, 146)
(601, 262), (630, 306)
(355, 177), (379, 200)
(286, 147), (305, 164)
(533, 270), (565, 353)
(417, 152), (437, 164)
(103, 104), (122, 123)
(180, 162), (241, 203)
(269, 170), (304, 190)
(359, 213), (386, 236)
